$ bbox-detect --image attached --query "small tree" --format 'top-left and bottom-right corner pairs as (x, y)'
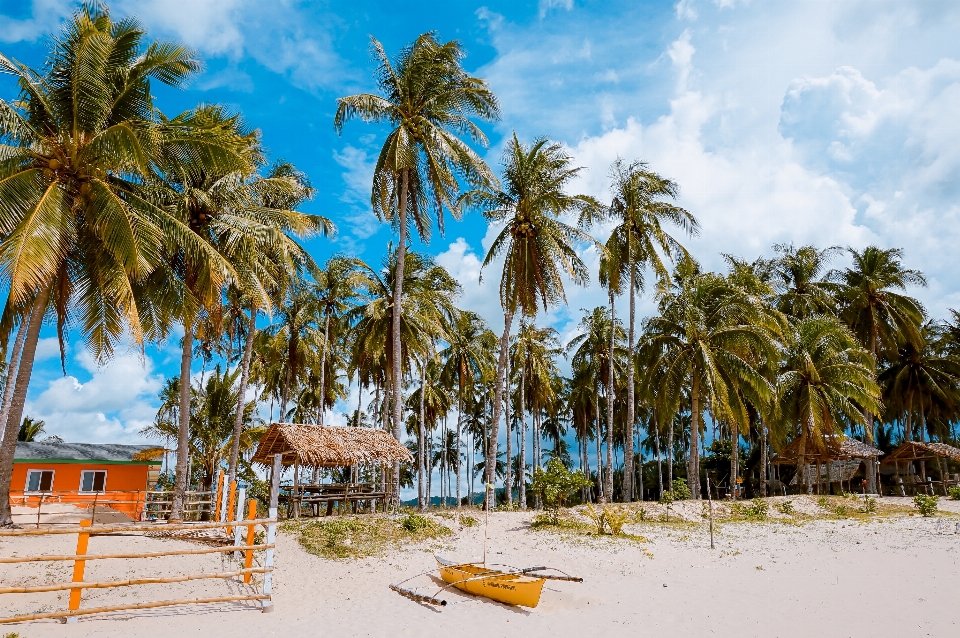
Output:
(530, 459), (592, 523)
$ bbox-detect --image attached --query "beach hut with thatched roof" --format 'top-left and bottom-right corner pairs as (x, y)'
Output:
(251, 423), (413, 516)
(881, 441), (960, 495)
(772, 435), (883, 494)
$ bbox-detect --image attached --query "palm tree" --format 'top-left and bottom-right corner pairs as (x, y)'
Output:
(568, 307), (626, 501)
(878, 321), (960, 441)
(17, 417), (45, 442)
(772, 244), (840, 319)
(775, 315), (881, 492)
(835, 246), (926, 493)
(145, 366), (265, 493)
(439, 311), (496, 509)
(589, 158), (698, 501)
(460, 133), (600, 506)
(314, 256), (365, 426)
(0, 7), (225, 526)
(643, 258), (778, 499)
(335, 33), (499, 498)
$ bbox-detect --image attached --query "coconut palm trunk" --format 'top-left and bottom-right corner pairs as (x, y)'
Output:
(518, 361), (526, 509)
(487, 310), (514, 509)
(730, 423), (739, 501)
(595, 390), (603, 502)
(418, 360), (426, 511)
(505, 356), (513, 507)
(605, 290), (616, 500)
(319, 312), (331, 427)
(0, 288), (50, 527)
(624, 267), (636, 502)
(0, 305), (32, 436)
(390, 169), (410, 505)
(667, 420), (674, 492)
(172, 317), (195, 521)
(760, 416), (768, 496)
(689, 370), (701, 499)
(456, 389), (463, 510)
(864, 325), (879, 493)
(226, 307), (257, 497)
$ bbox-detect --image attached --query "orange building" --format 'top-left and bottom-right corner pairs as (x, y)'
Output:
(12, 441), (163, 517)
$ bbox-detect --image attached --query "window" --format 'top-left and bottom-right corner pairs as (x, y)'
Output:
(80, 470), (106, 493)
(25, 470), (54, 492)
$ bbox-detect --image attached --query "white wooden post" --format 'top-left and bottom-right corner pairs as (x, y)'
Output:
(262, 453), (281, 613)
(233, 487), (246, 558)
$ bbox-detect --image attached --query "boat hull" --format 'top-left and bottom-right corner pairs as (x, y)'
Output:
(435, 557), (545, 608)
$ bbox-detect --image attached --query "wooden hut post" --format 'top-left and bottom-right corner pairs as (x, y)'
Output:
(292, 458), (300, 519)
(65, 519), (91, 623)
(262, 453), (281, 613)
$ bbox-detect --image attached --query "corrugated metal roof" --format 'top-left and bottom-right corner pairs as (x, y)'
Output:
(14, 441), (163, 463)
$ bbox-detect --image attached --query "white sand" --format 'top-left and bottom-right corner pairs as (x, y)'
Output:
(2, 496), (959, 637)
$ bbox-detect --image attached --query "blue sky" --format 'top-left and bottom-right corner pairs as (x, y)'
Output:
(2, 0), (960, 447)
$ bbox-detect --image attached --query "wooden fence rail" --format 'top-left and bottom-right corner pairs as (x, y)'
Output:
(0, 454), (283, 626)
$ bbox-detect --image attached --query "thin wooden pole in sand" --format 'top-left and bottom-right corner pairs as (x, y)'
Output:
(261, 453), (281, 613)
(706, 477), (715, 550)
(65, 519), (91, 624)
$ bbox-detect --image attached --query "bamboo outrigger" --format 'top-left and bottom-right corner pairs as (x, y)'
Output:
(389, 555), (582, 608)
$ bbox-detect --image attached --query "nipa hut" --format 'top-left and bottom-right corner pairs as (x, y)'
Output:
(881, 441), (960, 495)
(772, 434), (883, 494)
(252, 423), (413, 469)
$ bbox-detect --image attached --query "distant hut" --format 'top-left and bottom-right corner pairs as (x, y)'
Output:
(881, 441), (960, 495)
(251, 423), (413, 515)
(772, 435), (883, 494)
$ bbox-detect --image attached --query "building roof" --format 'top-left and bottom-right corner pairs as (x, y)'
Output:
(772, 434), (883, 464)
(881, 440), (960, 464)
(252, 423), (413, 468)
(14, 441), (164, 464)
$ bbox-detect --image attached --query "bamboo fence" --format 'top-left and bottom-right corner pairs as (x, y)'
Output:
(0, 454), (283, 625)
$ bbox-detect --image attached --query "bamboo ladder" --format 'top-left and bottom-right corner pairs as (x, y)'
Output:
(0, 454), (283, 625)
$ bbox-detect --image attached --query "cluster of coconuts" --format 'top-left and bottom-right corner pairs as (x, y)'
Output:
(511, 221), (536, 238)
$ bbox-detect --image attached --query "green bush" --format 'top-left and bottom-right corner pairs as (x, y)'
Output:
(672, 478), (692, 500)
(400, 513), (433, 533)
(731, 498), (768, 521)
(459, 514), (478, 527)
(914, 494), (939, 517)
(774, 500), (794, 515)
(948, 486), (960, 501)
(530, 459), (593, 524)
(860, 496), (877, 514)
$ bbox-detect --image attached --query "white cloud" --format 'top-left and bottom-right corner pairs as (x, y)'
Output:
(25, 349), (164, 444)
(331, 144), (382, 253)
(539, 0), (574, 19)
(0, 0), (72, 43)
(675, 0), (698, 21)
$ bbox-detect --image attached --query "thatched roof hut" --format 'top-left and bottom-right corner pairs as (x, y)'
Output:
(251, 423), (413, 468)
(772, 434), (883, 465)
(881, 440), (960, 465)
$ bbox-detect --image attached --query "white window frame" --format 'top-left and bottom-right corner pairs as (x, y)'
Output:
(79, 469), (107, 493)
(24, 469), (55, 493)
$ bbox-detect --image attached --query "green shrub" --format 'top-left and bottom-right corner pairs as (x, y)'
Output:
(860, 496), (877, 514)
(817, 496), (829, 509)
(530, 459), (593, 524)
(730, 499), (768, 521)
(774, 500), (794, 515)
(833, 504), (849, 516)
(672, 478), (692, 500)
(914, 494), (939, 517)
(948, 486), (960, 501)
(634, 507), (647, 522)
(584, 504), (630, 535)
(459, 514), (478, 527)
(400, 513), (433, 533)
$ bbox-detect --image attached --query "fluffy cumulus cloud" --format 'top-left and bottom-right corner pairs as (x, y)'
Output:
(0, 0), (72, 43)
(465, 0), (960, 335)
(25, 348), (164, 444)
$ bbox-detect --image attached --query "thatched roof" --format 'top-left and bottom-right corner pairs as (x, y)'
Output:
(881, 440), (960, 464)
(772, 434), (882, 464)
(251, 423), (413, 468)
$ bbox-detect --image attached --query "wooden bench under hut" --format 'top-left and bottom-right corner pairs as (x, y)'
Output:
(251, 423), (413, 518)
(881, 441), (960, 496)
(772, 435), (883, 495)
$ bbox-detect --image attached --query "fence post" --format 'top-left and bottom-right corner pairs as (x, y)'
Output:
(65, 519), (91, 623)
(244, 500), (258, 584)
(226, 481), (237, 534)
(261, 453), (281, 613)
(233, 488), (246, 556)
(214, 470), (225, 521)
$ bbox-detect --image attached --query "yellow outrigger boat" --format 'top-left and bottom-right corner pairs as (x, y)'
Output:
(435, 556), (546, 607)
(390, 556), (582, 608)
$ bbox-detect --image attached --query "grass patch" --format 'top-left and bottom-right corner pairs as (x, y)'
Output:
(283, 514), (452, 560)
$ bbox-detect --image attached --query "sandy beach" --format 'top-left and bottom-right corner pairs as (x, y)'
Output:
(1, 496), (958, 638)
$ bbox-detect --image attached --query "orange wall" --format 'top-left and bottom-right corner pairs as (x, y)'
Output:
(11, 462), (154, 516)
